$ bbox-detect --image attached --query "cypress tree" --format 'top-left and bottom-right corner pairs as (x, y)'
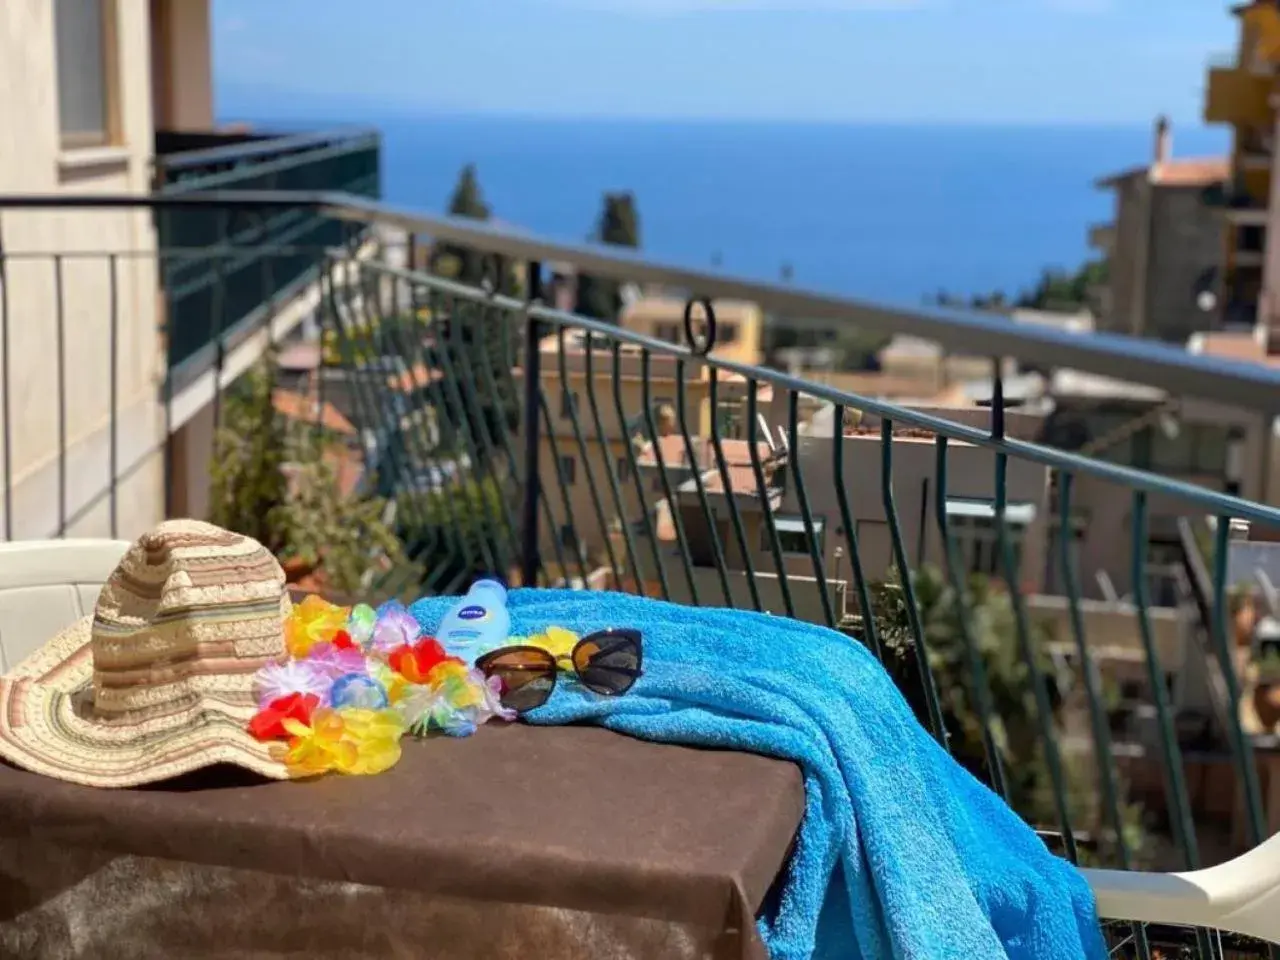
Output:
(575, 192), (641, 322)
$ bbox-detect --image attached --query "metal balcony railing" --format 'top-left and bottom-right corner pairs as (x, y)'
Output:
(4, 193), (1280, 957)
(154, 130), (381, 374)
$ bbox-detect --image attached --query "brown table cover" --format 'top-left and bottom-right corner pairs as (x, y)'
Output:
(0, 723), (803, 959)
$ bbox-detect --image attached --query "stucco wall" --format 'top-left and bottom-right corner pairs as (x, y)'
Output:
(0, 0), (165, 540)
(1101, 176), (1147, 336)
(150, 0), (213, 130)
(1144, 185), (1223, 344)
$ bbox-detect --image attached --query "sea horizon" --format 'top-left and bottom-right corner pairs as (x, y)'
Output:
(225, 107), (1231, 307)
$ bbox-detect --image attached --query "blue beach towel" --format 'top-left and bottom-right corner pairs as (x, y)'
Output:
(408, 589), (1107, 960)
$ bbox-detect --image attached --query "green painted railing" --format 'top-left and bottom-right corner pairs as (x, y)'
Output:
(154, 130), (380, 374)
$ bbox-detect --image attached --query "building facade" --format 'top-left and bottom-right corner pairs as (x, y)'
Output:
(621, 296), (764, 368)
(0, 1), (212, 539)
(1203, 1), (1280, 333)
(1091, 118), (1227, 342)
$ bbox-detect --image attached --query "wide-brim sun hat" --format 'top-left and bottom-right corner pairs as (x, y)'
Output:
(0, 519), (298, 788)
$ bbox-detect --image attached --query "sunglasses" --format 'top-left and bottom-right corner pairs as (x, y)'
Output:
(476, 628), (643, 712)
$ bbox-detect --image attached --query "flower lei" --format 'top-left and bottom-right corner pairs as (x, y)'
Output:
(249, 595), (514, 777)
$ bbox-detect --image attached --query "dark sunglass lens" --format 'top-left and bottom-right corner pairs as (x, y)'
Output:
(480, 651), (556, 712)
(575, 634), (641, 697)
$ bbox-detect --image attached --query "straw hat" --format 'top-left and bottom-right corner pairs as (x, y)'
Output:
(0, 520), (297, 788)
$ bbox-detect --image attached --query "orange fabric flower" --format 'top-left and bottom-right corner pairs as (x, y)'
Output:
(248, 692), (320, 742)
(387, 637), (459, 684)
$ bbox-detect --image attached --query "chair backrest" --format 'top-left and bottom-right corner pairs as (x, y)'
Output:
(1086, 829), (1280, 946)
(0, 539), (129, 672)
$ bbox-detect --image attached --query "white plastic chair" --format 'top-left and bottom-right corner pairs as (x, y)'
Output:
(1085, 836), (1280, 945)
(0, 538), (129, 672)
(0, 538), (1276, 945)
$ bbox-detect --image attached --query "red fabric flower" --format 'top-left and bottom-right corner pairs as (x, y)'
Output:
(387, 637), (459, 684)
(248, 692), (321, 742)
(331, 630), (356, 650)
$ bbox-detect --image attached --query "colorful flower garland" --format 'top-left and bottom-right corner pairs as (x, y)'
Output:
(249, 595), (515, 776)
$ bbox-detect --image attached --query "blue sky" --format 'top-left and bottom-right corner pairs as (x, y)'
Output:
(213, 0), (1239, 124)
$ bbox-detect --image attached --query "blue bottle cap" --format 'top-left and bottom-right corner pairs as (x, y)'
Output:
(473, 577), (507, 601)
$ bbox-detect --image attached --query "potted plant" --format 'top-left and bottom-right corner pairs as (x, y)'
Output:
(208, 356), (412, 598)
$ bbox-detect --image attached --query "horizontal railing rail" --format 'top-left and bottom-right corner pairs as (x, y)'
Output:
(144, 149), (382, 369)
(4, 190), (1280, 415)
(154, 127), (381, 180)
(4, 194), (1280, 956)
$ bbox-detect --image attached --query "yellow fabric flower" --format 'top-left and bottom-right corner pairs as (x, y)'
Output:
(282, 706), (405, 776)
(524, 626), (580, 667)
(285, 595), (352, 658)
(425, 660), (485, 709)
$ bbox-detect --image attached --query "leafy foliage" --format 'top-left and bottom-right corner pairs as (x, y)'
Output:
(397, 476), (508, 590)
(930, 259), (1107, 315)
(870, 565), (1148, 867)
(432, 164), (522, 296)
(418, 166), (524, 449)
(208, 357), (411, 598)
(274, 432), (409, 597)
(208, 361), (291, 554)
(575, 191), (641, 321)
(435, 164), (491, 287)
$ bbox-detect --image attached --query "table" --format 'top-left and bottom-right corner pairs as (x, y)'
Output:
(0, 723), (803, 959)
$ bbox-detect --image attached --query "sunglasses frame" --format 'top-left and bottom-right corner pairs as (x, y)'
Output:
(476, 627), (644, 710)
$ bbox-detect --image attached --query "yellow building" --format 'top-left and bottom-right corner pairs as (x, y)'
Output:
(621, 296), (765, 367)
(1204, 1), (1280, 327)
(515, 330), (760, 581)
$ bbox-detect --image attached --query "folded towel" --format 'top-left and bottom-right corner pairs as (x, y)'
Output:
(409, 589), (1106, 960)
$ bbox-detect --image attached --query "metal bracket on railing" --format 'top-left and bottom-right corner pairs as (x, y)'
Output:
(683, 297), (717, 357)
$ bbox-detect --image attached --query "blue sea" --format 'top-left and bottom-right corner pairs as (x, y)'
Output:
(296, 114), (1231, 305)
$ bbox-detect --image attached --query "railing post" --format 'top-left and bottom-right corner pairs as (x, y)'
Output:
(520, 261), (544, 588)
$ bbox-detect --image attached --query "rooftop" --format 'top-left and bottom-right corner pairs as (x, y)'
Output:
(1189, 329), (1280, 371)
(635, 435), (775, 471)
(1049, 369), (1167, 402)
(272, 388), (356, 436)
(1095, 157), (1230, 189)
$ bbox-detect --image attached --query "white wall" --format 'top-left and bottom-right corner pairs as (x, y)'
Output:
(0, 0), (165, 540)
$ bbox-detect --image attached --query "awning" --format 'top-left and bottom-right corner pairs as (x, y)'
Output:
(944, 498), (1036, 525)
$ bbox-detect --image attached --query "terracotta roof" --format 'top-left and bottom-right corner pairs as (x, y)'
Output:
(272, 389), (356, 436)
(327, 446), (365, 499)
(1096, 156), (1228, 189)
(1153, 158), (1231, 186)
